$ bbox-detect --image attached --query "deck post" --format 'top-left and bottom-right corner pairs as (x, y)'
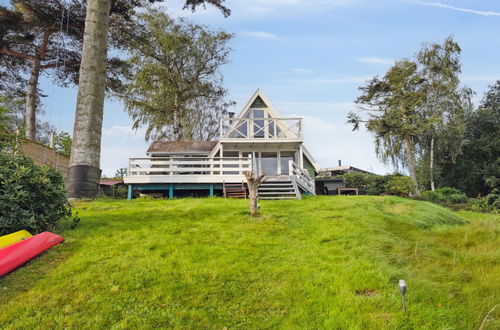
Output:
(169, 184), (174, 199)
(209, 183), (214, 197)
(127, 185), (133, 200)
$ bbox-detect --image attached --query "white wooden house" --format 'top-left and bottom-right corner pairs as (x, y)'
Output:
(124, 90), (319, 199)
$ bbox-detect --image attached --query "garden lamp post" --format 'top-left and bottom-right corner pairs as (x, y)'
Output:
(399, 279), (407, 311)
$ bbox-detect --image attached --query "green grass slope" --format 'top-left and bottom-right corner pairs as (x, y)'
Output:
(0, 196), (498, 329)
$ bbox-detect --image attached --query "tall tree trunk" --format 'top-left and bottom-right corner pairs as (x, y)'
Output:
(404, 136), (420, 196)
(430, 136), (435, 191)
(173, 109), (182, 140)
(24, 30), (52, 141)
(66, 0), (112, 199)
(172, 95), (183, 140)
(25, 58), (41, 140)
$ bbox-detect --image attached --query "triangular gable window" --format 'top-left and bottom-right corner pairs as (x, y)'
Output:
(249, 95), (268, 108)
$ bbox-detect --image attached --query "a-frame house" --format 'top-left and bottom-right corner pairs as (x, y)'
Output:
(124, 89), (319, 199)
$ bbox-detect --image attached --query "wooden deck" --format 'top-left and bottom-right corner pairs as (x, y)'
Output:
(124, 156), (315, 195)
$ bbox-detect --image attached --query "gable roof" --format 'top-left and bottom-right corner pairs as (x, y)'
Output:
(147, 141), (217, 155)
(235, 89), (283, 119)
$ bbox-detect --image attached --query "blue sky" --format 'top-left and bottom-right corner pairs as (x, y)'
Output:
(24, 0), (500, 176)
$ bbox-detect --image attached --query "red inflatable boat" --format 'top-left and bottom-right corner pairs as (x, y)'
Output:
(0, 232), (64, 277)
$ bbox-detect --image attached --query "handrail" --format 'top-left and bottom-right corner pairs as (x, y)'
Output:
(220, 117), (302, 140)
(128, 156), (252, 176)
(288, 160), (315, 193)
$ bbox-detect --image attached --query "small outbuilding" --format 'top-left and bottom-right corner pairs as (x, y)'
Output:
(99, 179), (126, 198)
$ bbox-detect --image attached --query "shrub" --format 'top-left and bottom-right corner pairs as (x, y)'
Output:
(434, 187), (468, 204)
(365, 175), (389, 195)
(485, 193), (500, 209)
(339, 172), (370, 189)
(0, 152), (78, 235)
(384, 175), (416, 197)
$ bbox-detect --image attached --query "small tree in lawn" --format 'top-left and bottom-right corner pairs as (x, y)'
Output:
(244, 171), (265, 216)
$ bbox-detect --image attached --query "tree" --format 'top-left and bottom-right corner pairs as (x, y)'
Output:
(0, 0), (86, 140)
(416, 37), (473, 191)
(0, 92), (59, 145)
(121, 9), (233, 141)
(115, 167), (127, 178)
(0, 97), (16, 149)
(54, 131), (71, 156)
(67, 0), (230, 199)
(349, 60), (426, 195)
(439, 81), (500, 196)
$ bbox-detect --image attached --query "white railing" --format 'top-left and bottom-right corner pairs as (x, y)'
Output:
(220, 117), (303, 141)
(289, 160), (315, 194)
(128, 157), (252, 177)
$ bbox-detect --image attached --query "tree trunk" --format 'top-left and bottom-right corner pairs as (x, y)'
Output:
(430, 137), (435, 191)
(172, 95), (183, 140)
(25, 58), (41, 140)
(25, 30), (52, 141)
(66, 0), (112, 199)
(404, 136), (420, 196)
(244, 171), (265, 216)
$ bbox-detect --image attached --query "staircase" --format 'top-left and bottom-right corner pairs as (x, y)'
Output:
(258, 178), (301, 200)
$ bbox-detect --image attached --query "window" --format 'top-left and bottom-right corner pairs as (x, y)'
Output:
(280, 151), (295, 175)
(252, 109), (265, 138)
(261, 152), (278, 176)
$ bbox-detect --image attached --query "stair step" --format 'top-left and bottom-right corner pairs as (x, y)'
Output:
(262, 184), (293, 186)
(260, 196), (296, 200)
(258, 191), (296, 195)
(258, 187), (294, 191)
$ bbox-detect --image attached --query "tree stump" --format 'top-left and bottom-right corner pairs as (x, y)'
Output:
(244, 171), (265, 216)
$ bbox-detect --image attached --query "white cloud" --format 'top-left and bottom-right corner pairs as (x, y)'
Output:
(355, 57), (393, 65)
(412, 1), (500, 17)
(292, 68), (315, 74)
(273, 101), (392, 174)
(241, 30), (281, 40)
(101, 125), (149, 177)
(301, 114), (390, 174)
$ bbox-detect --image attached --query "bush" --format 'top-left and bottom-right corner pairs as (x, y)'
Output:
(485, 193), (500, 209)
(420, 190), (439, 202)
(468, 194), (500, 213)
(339, 172), (370, 190)
(384, 175), (416, 197)
(0, 152), (78, 235)
(433, 187), (468, 204)
(365, 175), (389, 195)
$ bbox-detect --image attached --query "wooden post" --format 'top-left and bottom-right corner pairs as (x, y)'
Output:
(244, 171), (265, 216)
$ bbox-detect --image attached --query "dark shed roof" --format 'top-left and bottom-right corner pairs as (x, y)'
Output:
(147, 141), (218, 154)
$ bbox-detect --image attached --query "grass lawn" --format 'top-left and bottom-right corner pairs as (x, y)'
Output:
(0, 196), (498, 329)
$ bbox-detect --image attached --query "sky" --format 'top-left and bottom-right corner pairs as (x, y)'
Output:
(22, 0), (500, 176)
